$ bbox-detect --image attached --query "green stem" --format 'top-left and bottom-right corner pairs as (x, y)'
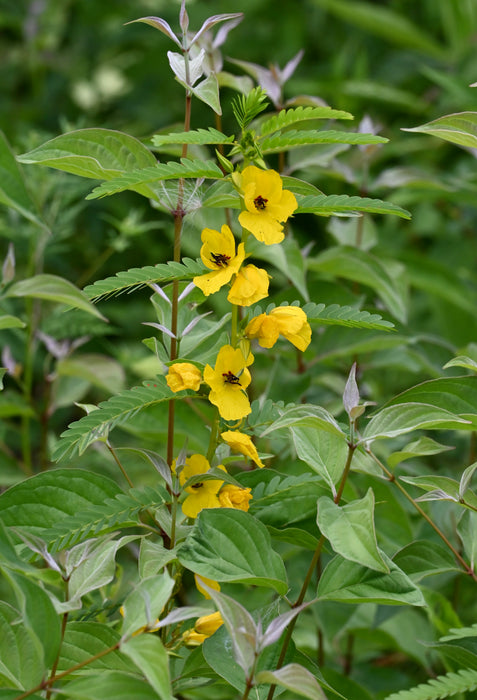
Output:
(46, 579), (70, 699)
(206, 410), (221, 463)
(106, 441), (134, 488)
(231, 304), (239, 347)
(366, 448), (477, 581)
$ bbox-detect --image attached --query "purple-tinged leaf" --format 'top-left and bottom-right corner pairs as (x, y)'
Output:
(127, 16), (182, 49)
(190, 13), (243, 47)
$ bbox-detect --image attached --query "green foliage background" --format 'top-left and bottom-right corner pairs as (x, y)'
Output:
(2, 1), (477, 699)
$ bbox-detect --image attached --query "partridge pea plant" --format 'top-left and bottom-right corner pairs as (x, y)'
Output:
(4, 4), (477, 700)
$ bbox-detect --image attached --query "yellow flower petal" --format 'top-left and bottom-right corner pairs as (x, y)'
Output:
(194, 611), (224, 636)
(194, 225), (246, 296)
(203, 345), (253, 420)
(221, 430), (264, 468)
(194, 574), (221, 599)
(236, 165), (297, 245)
(245, 313), (280, 349)
(178, 454), (225, 518)
(227, 264), (269, 307)
(218, 484), (253, 511)
(271, 306), (312, 351)
(245, 306), (312, 352)
(166, 362), (202, 392)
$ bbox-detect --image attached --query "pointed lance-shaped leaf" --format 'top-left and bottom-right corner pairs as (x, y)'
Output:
(190, 13), (244, 47)
(126, 16), (182, 49)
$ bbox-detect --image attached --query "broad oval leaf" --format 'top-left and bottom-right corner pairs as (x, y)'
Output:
(403, 112), (477, 149)
(361, 402), (471, 442)
(121, 634), (173, 700)
(58, 622), (134, 673)
(256, 664), (327, 700)
(17, 128), (157, 183)
(317, 552), (425, 606)
(260, 404), (345, 439)
(61, 670), (164, 700)
(6, 274), (107, 321)
(0, 468), (121, 539)
(177, 508), (288, 594)
(380, 376), (477, 430)
(317, 489), (389, 572)
(0, 601), (44, 689)
(121, 573), (175, 639)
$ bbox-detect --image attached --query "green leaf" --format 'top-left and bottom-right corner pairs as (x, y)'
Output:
(152, 127), (234, 147)
(0, 601), (44, 689)
(62, 670), (163, 700)
(259, 106), (353, 137)
(291, 428), (348, 495)
(1, 571), (62, 668)
(317, 552), (425, 606)
(381, 376), (477, 430)
(67, 537), (126, 602)
(204, 587), (257, 675)
(0, 132), (44, 228)
(387, 437), (454, 469)
(311, 0), (446, 59)
(0, 315), (26, 330)
(84, 258), (205, 301)
(444, 355), (477, 372)
(317, 490), (389, 572)
(383, 668), (477, 700)
(47, 485), (167, 552)
(403, 112), (477, 149)
(0, 468), (121, 539)
(304, 302), (395, 330)
(256, 664), (327, 700)
(6, 274), (107, 321)
(392, 541), (459, 581)
(121, 573), (174, 639)
(260, 404), (345, 438)
(260, 129), (387, 154)
(308, 246), (408, 322)
(52, 379), (184, 461)
(177, 508), (288, 594)
(17, 128), (157, 192)
(298, 194), (410, 219)
(58, 622), (134, 673)
(361, 403), (471, 442)
(121, 634), (173, 700)
(86, 159), (224, 200)
(191, 73), (222, 115)
(246, 472), (328, 529)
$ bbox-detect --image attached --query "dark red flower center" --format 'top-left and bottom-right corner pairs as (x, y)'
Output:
(222, 370), (241, 385)
(254, 195), (268, 211)
(211, 252), (231, 267)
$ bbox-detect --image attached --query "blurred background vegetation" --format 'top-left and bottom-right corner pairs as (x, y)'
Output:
(2, 0), (477, 473)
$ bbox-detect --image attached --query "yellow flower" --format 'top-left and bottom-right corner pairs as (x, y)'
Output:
(194, 574), (221, 599)
(219, 484), (253, 511)
(166, 362), (202, 392)
(227, 264), (269, 307)
(182, 611), (224, 647)
(203, 345), (253, 420)
(193, 225), (246, 296)
(245, 305), (311, 352)
(195, 611), (224, 636)
(179, 454), (225, 518)
(236, 165), (297, 245)
(221, 430), (264, 468)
